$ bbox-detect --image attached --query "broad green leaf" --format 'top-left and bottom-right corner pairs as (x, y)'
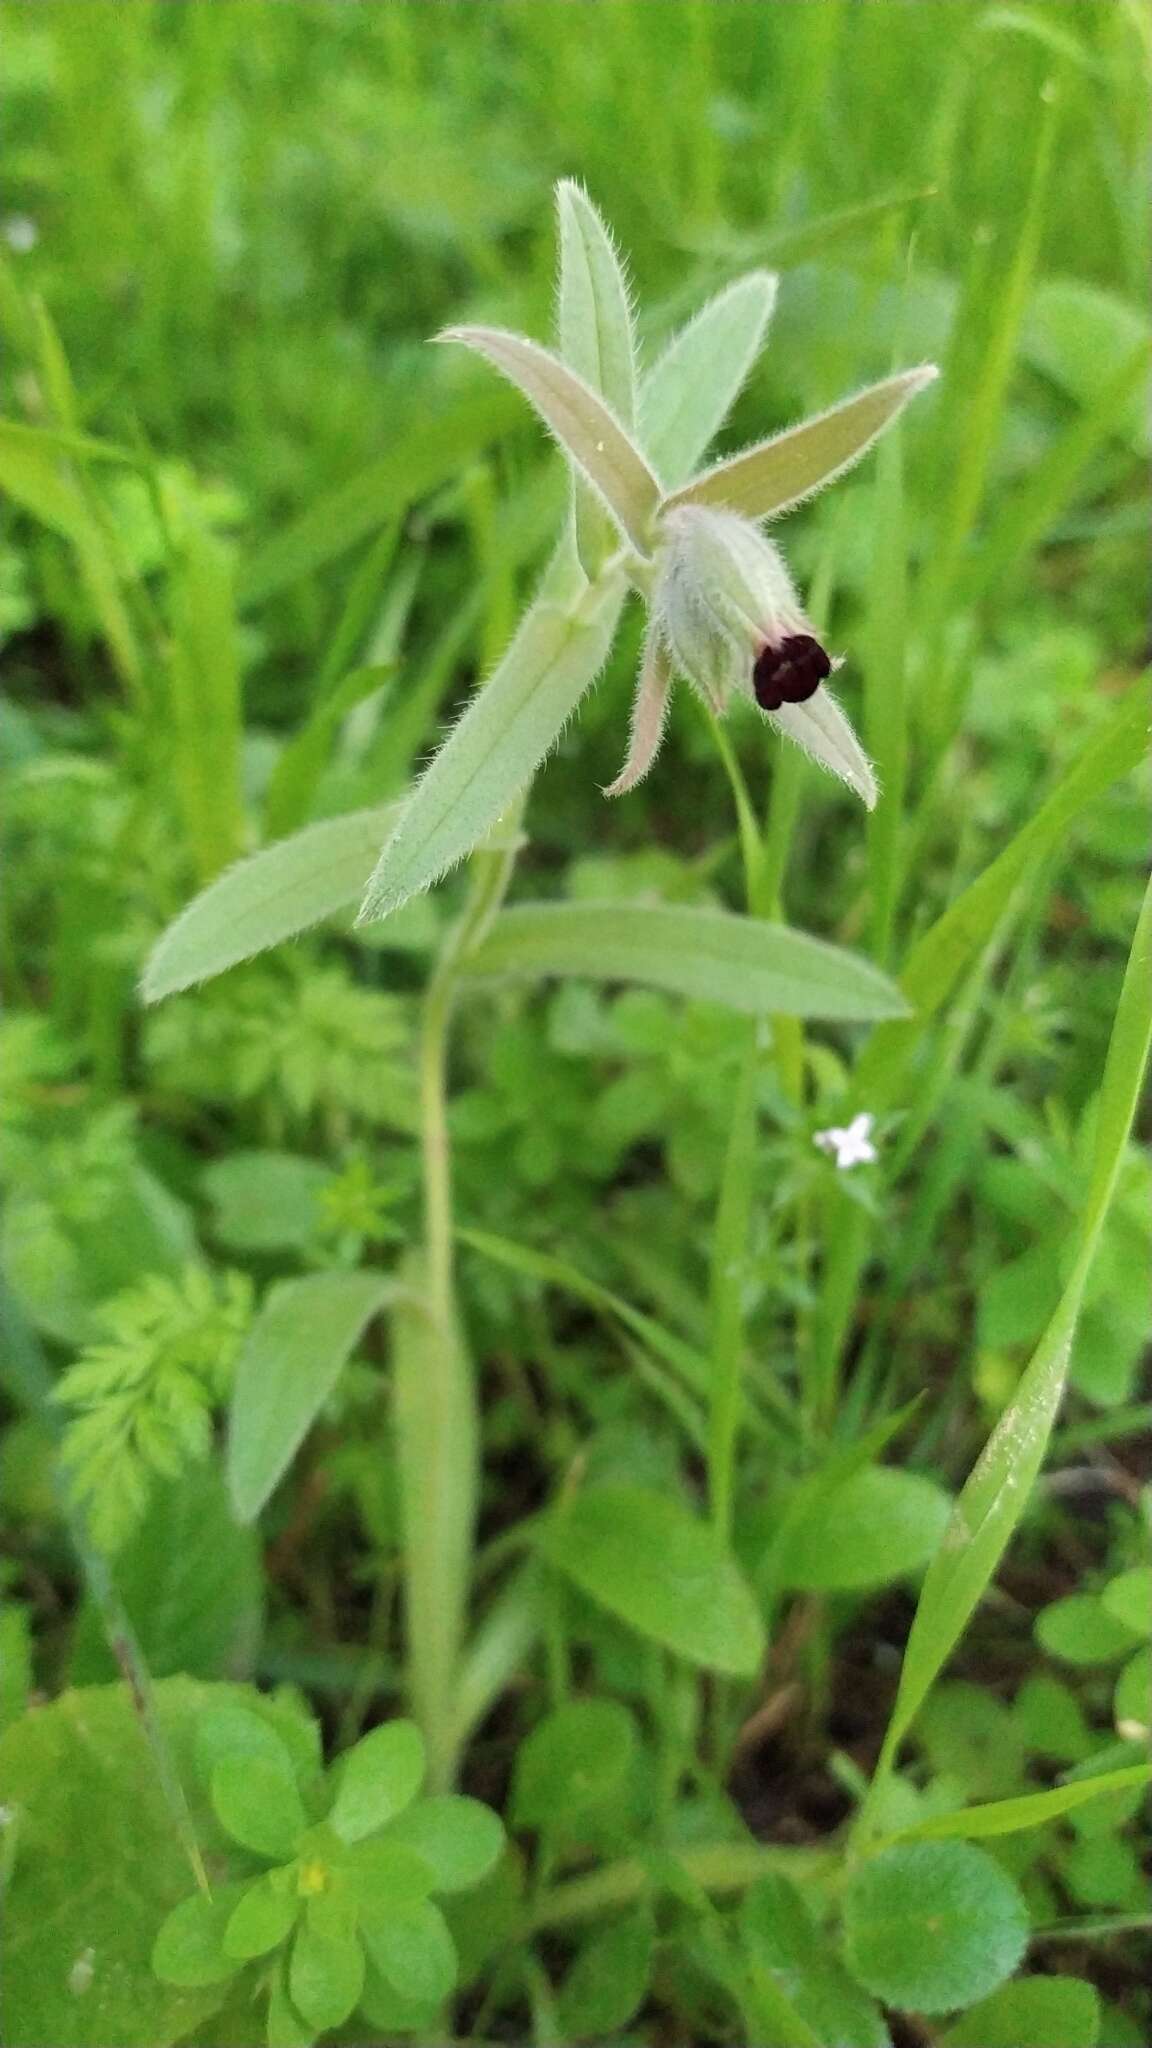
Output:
(223, 1880), (298, 1960)
(152, 1889), (244, 1989)
(382, 1795), (504, 1893)
(211, 1753), (306, 1859)
(69, 1468), (263, 1684)
(539, 1483), (765, 1676)
(329, 1719), (425, 1842)
(843, 1841), (1028, 2015)
(1101, 1567), (1152, 1638)
(141, 806), (396, 1003)
(775, 1465), (951, 1593)
(345, 1839), (435, 1910)
(228, 1270), (391, 1522)
(663, 365), (937, 518)
(512, 1699), (637, 1829)
(267, 1961), (316, 2048)
(557, 1906), (653, 2042)
(1024, 275), (1151, 455)
(288, 1918), (364, 2033)
(1036, 1593), (1140, 1666)
(867, 872), (1152, 1785)
(440, 326), (659, 551)
(640, 271), (778, 488)
(361, 1897), (457, 2006)
(356, 575), (624, 925)
(741, 1874), (889, 2048)
(769, 685), (879, 809)
(888, 1764), (1152, 1845)
(940, 1975), (1100, 2048)
(462, 901), (907, 1020)
(0, 1678), (311, 2048)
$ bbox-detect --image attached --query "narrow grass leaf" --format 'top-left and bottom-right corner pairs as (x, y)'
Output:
(440, 327), (660, 552)
(888, 1764), (1152, 1845)
(462, 901), (907, 1019)
(141, 805), (398, 1002)
(356, 576), (624, 925)
(856, 683), (1149, 1101)
(237, 389), (519, 608)
(868, 871), (1152, 1791)
(228, 1271), (391, 1522)
(663, 367), (937, 519)
(640, 271), (778, 488)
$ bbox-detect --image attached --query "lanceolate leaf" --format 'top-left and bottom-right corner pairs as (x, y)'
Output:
(556, 180), (637, 425)
(228, 1271), (392, 1522)
(461, 901), (907, 1020)
(556, 179), (638, 573)
(141, 806), (397, 1003)
(356, 576), (624, 925)
(640, 271), (778, 488)
(664, 366), (938, 520)
(439, 326), (660, 552)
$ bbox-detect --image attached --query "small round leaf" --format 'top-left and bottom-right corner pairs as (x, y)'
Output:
(211, 1755), (306, 1860)
(151, 1886), (245, 1988)
(361, 1897), (457, 2007)
(1036, 1595), (1137, 1666)
(843, 1841), (1029, 2014)
(1113, 1647), (1150, 1737)
(223, 1878), (298, 1960)
(329, 1719), (425, 1842)
(512, 1700), (636, 1830)
(385, 1794), (505, 1891)
(939, 1974), (1100, 2047)
(289, 1917), (364, 2033)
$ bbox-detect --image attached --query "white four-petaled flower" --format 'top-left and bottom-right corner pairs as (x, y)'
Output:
(814, 1112), (878, 1170)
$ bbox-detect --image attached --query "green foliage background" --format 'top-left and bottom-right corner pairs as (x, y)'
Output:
(0, 4), (1148, 2046)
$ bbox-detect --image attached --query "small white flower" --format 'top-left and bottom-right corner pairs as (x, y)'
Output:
(814, 1111), (878, 1170)
(3, 215), (38, 254)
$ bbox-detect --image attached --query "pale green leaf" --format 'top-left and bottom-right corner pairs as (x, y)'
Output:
(356, 576), (624, 925)
(228, 1271), (391, 1522)
(440, 325), (659, 551)
(640, 271), (778, 488)
(141, 806), (397, 1003)
(768, 684), (878, 808)
(461, 901), (907, 1019)
(664, 365), (937, 518)
(556, 180), (636, 424)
